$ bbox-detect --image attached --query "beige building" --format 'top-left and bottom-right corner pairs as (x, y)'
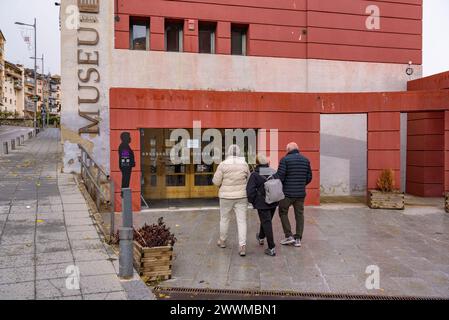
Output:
(0, 30), (5, 109)
(3, 61), (24, 116)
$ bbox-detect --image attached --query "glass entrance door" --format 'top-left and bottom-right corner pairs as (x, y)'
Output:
(141, 129), (219, 201)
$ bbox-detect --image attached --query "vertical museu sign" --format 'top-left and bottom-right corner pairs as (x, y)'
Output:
(77, 0), (101, 135)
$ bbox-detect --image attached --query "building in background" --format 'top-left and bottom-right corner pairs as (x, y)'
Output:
(0, 30), (5, 109)
(60, 0), (449, 211)
(49, 74), (61, 115)
(3, 61), (24, 116)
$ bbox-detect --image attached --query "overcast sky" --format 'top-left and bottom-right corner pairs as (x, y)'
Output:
(0, 0), (448, 77)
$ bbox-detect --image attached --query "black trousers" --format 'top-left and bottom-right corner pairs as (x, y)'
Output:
(258, 208), (276, 249)
(121, 168), (132, 189)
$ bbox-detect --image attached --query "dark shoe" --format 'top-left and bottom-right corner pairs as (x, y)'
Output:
(256, 233), (264, 246)
(264, 248), (276, 256)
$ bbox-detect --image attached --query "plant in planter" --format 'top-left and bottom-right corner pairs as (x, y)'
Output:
(368, 169), (404, 210)
(133, 217), (177, 281)
(112, 217), (177, 281)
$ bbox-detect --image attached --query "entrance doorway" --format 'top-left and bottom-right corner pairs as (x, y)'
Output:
(140, 129), (219, 201)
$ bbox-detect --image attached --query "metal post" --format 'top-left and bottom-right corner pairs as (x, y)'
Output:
(110, 180), (115, 238)
(33, 18), (37, 135)
(21, 135), (24, 145)
(119, 188), (133, 278)
(2, 142), (8, 155)
(11, 139), (15, 150)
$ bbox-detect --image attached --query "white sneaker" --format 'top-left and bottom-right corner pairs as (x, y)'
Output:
(293, 239), (302, 247)
(217, 239), (226, 248)
(280, 236), (295, 245)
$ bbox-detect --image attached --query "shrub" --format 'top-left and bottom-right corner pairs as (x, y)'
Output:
(376, 169), (396, 192)
(111, 217), (177, 248)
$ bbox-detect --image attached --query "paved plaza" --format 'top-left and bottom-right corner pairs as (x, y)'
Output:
(128, 201), (449, 298)
(0, 128), (152, 300)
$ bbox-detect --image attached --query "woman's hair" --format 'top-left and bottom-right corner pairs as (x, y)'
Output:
(227, 144), (241, 157)
(256, 154), (270, 165)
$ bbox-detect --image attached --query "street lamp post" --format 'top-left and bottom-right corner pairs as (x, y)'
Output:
(15, 19), (37, 135)
(30, 54), (48, 129)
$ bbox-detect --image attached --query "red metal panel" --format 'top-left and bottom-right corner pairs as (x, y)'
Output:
(408, 118), (444, 136)
(407, 151), (445, 167)
(368, 112), (401, 131)
(249, 24), (306, 43)
(406, 166), (444, 184)
(117, 0), (307, 27)
(150, 16), (165, 34)
(166, 0), (308, 11)
(305, 189), (320, 206)
(368, 151), (401, 170)
(308, 43), (422, 64)
(249, 40), (306, 59)
(408, 71), (449, 91)
(216, 37), (231, 54)
(110, 88), (449, 114)
(150, 33), (165, 51)
(307, 0), (422, 20)
(367, 131), (401, 150)
(115, 31), (129, 50)
(406, 134), (444, 151)
(184, 35), (199, 53)
(408, 111), (444, 120)
(277, 132), (320, 152)
(115, 14), (129, 32)
(216, 21), (230, 38)
(308, 27), (421, 50)
(307, 11), (422, 35)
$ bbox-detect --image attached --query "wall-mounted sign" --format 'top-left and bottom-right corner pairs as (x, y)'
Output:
(78, 0), (100, 13)
(77, 1), (101, 135)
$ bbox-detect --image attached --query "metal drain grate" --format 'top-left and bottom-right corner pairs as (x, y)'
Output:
(154, 286), (446, 300)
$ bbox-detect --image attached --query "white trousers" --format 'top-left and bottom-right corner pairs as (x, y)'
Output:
(219, 198), (248, 247)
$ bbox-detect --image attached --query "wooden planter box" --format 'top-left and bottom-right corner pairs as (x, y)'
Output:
(133, 241), (173, 281)
(368, 190), (405, 210)
(446, 192), (449, 213)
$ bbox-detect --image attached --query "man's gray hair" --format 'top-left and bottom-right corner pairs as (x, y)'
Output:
(286, 142), (299, 152)
(227, 144), (241, 157)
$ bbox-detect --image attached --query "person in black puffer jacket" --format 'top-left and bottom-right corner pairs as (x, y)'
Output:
(273, 142), (312, 248)
(246, 155), (278, 256)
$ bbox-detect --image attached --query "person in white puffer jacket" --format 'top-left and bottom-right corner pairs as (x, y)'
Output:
(213, 144), (250, 257)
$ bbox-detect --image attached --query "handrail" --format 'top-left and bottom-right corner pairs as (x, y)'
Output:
(77, 144), (115, 239)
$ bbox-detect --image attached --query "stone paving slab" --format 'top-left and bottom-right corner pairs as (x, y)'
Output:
(125, 203), (449, 298)
(0, 129), (154, 300)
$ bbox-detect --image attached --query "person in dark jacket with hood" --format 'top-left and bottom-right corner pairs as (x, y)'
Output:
(273, 142), (312, 248)
(118, 132), (136, 190)
(246, 155), (278, 256)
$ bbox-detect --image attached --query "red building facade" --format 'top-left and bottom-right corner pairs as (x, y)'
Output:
(108, 0), (449, 211)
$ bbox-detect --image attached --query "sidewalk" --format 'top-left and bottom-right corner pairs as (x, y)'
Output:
(123, 201), (449, 298)
(0, 129), (153, 300)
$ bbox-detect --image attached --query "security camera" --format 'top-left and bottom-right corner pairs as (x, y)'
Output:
(406, 61), (414, 76)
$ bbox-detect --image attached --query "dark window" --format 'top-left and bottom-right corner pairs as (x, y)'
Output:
(130, 17), (150, 50)
(199, 22), (216, 54)
(231, 25), (248, 56)
(165, 21), (183, 52)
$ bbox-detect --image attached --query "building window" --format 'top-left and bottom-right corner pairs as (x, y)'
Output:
(231, 25), (248, 56)
(165, 21), (183, 52)
(199, 22), (216, 54)
(130, 17), (150, 50)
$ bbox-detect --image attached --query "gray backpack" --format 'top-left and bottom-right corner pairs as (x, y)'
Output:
(264, 176), (285, 204)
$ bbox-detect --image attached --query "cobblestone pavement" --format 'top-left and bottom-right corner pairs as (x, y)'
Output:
(125, 201), (449, 298)
(0, 129), (152, 300)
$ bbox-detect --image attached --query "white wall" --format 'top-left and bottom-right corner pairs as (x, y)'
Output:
(320, 114), (367, 196)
